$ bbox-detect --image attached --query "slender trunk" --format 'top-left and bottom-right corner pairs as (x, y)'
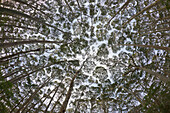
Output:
(9, 68), (43, 84)
(151, 16), (170, 26)
(0, 37), (26, 40)
(10, 91), (30, 113)
(107, 0), (131, 26)
(0, 40), (62, 48)
(58, 60), (86, 113)
(12, 0), (46, 15)
(50, 86), (67, 112)
(140, 28), (170, 36)
(120, 44), (170, 51)
(34, 91), (54, 113)
(16, 77), (51, 113)
(35, 73), (67, 112)
(123, 0), (161, 27)
(0, 48), (40, 61)
(0, 7), (66, 33)
(8, 63), (55, 84)
(0, 59), (9, 65)
(0, 23), (35, 30)
(58, 74), (77, 113)
(136, 67), (170, 83)
(44, 79), (64, 112)
(26, 88), (56, 113)
(140, 6), (167, 18)
(8, 60), (65, 84)
(64, 0), (73, 13)
(102, 100), (107, 113)
(76, 0), (81, 9)
(3, 69), (20, 78)
(118, 84), (145, 107)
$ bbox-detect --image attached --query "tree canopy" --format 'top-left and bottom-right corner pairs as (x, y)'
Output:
(0, 0), (170, 113)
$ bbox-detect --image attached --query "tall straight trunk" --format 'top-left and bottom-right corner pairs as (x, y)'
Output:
(9, 68), (43, 84)
(0, 40), (63, 48)
(34, 89), (55, 113)
(50, 86), (67, 112)
(107, 0), (131, 26)
(136, 67), (170, 84)
(58, 74), (77, 113)
(64, 0), (73, 13)
(26, 87), (56, 113)
(122, 85), (145, 107)
(0, 48), (40, 61)
(58, 60), (86, 113)
(120, 44), (170, 51)
(0, 37), (27, 40)
(16, 77), (51, 113)
(12, 0), (46, 15)
(10, 91), (30, 113)
(140, 28), (170, 36)
(8, 63), (56, 84)
(76, 0), (81, 9)
(3, 69), (20, 78)
(8, 60), (65, 84)
(123, 0), (161, 27)
(0, 7), (66, 33)
(44, 79), (64, 112)
(140, 6), (167, 18)
(0, 23), (35, 30)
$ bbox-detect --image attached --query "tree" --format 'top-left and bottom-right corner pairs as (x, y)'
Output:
(0, 0), (169, 112)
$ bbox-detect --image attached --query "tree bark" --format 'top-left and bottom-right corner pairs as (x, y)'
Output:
(58, 73), (77, 113)
(136, 67), (170, 84)
(10, 91), (30, 113)
(0, 48), (40, 61)
(16, 77), (51, 113)
(58, 60), (86, 113)
(50, 86), (67, 112)
(64, 0), (73, 13)
(26, 87), (56, 113)
(0, 7), (66, 33)
(120, 44), (170, 51)
(0, 23), (35, 30)
(107, 0), (131, 26)
(0, 40), (63, 48)
(123, 0), (161, 27)
(44, 79), (64, 112)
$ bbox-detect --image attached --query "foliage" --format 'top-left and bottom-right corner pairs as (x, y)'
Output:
(0, 0), (169, 112)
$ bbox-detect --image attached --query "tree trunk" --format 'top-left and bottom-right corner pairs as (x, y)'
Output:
(120, 44), (170, 51)
(44, 79), (64, 112)
(58, 61), (86, 113)
(9, 68), (43, 84)
(50, 86), (67, 112)
(58, 74), (77, 113)
(0, 40), (62, 48)
(0, 23), (35, 30)
(64, 0), (73, 13)
(123, 0), (161, 27)
(107, 0), (131, 26)
(0, 7), (66, 33)
(34, 89), (55, 113)
(26, 87), (56, 113)
(136, 67), (170, 84)
(12, 0), (46, 15)
(10, 91), (30, 113)
(0, 48), (40, 61)
(16, 77), (51, 113)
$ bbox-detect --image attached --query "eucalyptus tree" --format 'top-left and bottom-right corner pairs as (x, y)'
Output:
(0, 0), (170, 113)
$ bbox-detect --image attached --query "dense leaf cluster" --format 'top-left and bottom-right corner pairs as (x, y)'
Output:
(0, 0), (169, 113)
